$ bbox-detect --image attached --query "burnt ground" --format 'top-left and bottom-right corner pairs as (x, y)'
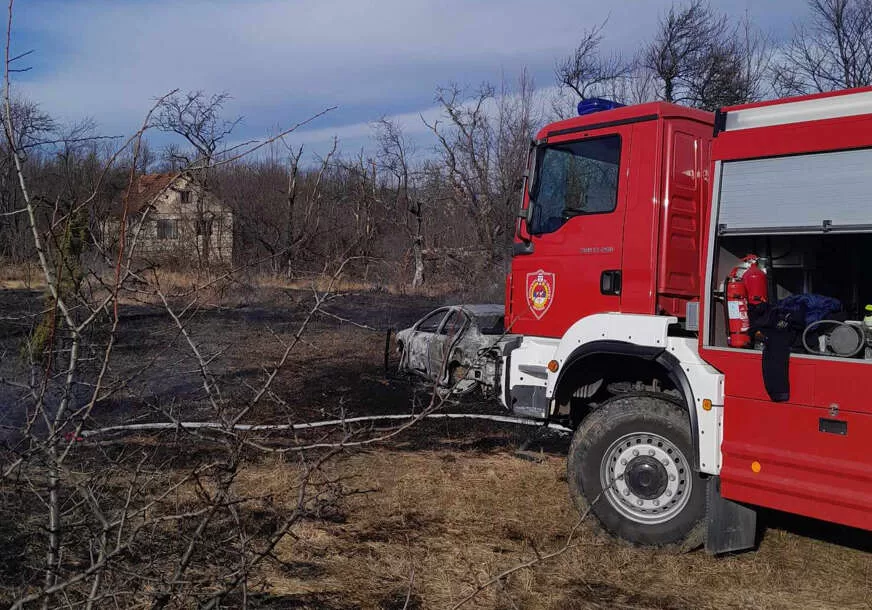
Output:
(0, 286), (471, 431)
(1, 285), (872, 608)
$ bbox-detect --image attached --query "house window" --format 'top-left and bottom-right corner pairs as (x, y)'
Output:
(179, 190), (191, 204)
(196, 216), (213, 236)
(156, 219), (179, 240)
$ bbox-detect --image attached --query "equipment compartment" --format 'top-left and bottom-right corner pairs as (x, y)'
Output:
(710, 233), (872, 357)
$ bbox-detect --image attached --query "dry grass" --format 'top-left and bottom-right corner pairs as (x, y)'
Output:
(0, 261), (44, 289)
(0, 260), (493, 308)
(235, 449), (872, 609)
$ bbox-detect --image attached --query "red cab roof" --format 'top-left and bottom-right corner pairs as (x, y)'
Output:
(538, 101), (713, 140)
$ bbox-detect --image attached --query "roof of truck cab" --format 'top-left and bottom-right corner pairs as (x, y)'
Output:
(538, 101), (713, 141)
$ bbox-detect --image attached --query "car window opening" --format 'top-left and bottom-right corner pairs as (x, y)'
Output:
(417, 310), (446, 333)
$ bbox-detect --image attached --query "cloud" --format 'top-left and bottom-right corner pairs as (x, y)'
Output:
(15, 1), (653, 129)
(280, 84), (569, 163)
(13, 0), (803, 158)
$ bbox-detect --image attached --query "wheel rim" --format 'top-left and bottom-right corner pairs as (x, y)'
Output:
(599, 432), (692, 525)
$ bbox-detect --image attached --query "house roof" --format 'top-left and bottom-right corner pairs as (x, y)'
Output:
(109, 172), (229, 218)
(128, 173), (176, 215)
(109, 173), (183, 217)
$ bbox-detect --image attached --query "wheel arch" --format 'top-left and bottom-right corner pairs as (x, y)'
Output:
(554, 340), (701, 471)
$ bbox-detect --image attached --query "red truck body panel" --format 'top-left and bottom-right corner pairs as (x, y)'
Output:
(699, 86), (872, 532)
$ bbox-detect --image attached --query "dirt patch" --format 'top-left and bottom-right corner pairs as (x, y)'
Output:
(556, 579), (691, 609)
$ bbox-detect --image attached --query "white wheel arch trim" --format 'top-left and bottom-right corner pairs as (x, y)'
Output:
(545, 313), (725, 476)
(544, 313), (673, 399)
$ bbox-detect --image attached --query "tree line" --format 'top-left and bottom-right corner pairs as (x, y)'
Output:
(2, 0), (870, 290)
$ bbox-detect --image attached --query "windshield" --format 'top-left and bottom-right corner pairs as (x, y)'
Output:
(528, 135), (621, 235)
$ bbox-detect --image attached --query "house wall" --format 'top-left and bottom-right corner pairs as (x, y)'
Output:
(117, 176), (234, 266)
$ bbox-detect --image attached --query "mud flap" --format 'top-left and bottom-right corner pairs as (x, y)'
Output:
(510, 385), (549, 419)
(705, 476), (757, 555)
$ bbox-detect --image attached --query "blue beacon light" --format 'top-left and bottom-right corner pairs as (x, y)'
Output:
(577, 98), (625, 116)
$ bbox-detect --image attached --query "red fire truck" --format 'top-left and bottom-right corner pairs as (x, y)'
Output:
(504, 86), (872, 553)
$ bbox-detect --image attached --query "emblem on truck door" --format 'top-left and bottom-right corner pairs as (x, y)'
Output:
(526, 270), (555, 319)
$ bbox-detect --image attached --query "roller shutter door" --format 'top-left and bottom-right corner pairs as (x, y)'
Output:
(717, 147), (872, 235)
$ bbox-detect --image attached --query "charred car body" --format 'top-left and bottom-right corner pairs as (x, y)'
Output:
(396, 304), (510, 394)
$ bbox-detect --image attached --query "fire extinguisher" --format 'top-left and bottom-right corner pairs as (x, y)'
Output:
(725, 273), (751, 348)
(724, 254), (768, 348)
(742, 256), (768, 306)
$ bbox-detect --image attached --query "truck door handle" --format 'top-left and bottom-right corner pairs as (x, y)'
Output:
(819, 418), (847, 435)
(601, 270), (622, 296)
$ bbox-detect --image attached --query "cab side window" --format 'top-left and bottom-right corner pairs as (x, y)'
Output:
(529, 135), (621, 235)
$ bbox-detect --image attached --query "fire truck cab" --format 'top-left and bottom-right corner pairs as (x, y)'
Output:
(504, 88), (872, 552)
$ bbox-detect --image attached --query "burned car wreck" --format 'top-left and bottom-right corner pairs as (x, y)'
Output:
(396, 304), (508, 394)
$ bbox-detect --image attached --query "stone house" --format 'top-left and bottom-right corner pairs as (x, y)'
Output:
(107, 173), (233, 266)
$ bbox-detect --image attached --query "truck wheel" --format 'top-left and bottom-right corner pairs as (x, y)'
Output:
(567, 394), (706, 549)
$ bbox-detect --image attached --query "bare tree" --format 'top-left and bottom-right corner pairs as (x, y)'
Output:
(156, 91), (242, 266)
(736, 10), (775, 102)
(281, 138), (337, 277)
(375, 118), (426, 288)
(773, 0), (872, 95)
(425, 83), (496, 257)
(643, 1), (770, 110)
(644, 0), (724, 103)
(425, 72), (537, 266)
(495, 71), (538, 251)
(553, 22), (629, 116)
(335, 151), (381, 279)
(0, 97), (54, 261)
(0, 3), (365, 604)
(603, 63), (660, 105)
(211, 138), (337, 277)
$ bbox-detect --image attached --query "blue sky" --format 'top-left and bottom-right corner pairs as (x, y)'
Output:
(14, 0), (807, 159)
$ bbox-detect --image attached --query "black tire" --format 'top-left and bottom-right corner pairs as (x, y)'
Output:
(566, 394), (706, 550)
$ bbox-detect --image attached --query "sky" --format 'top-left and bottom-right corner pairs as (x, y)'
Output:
(13, 0), (808, 160)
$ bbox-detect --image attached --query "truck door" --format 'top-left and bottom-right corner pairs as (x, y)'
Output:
(511, 129), (628, 337)
(701, 148), (872, 532)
